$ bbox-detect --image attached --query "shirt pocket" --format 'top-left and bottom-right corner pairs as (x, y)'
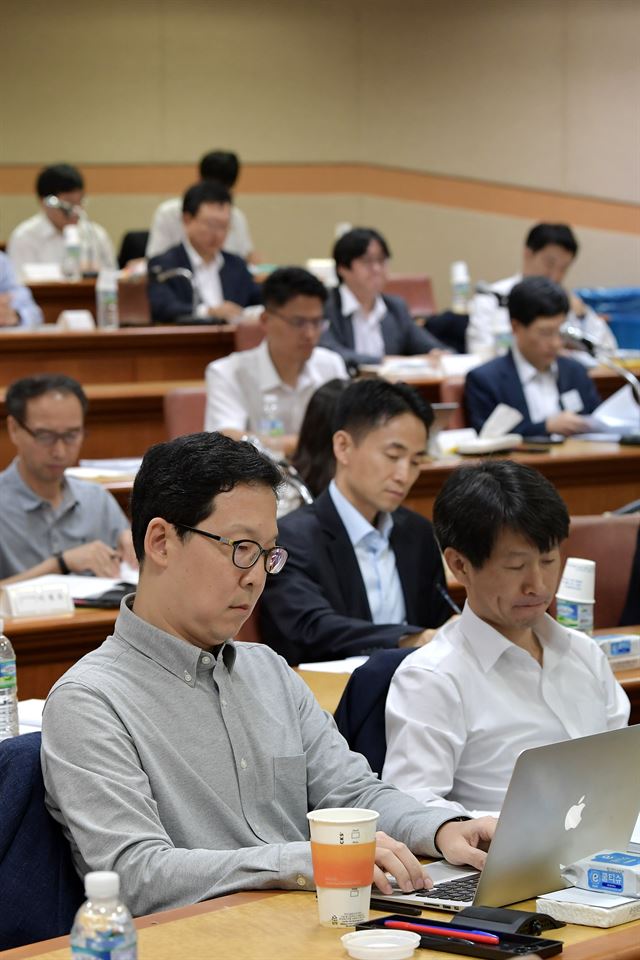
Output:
(274, 754), (308, 836)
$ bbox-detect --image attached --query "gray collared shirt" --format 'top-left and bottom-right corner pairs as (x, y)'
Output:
(0, 459), (129, 579)
(42, 598), (455, 917)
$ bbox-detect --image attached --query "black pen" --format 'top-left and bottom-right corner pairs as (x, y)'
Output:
(369, 898), (423, 916)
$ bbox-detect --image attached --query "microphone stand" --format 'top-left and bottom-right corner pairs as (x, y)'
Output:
(562, 323), (640, 431)
(149, 265), (200, 317)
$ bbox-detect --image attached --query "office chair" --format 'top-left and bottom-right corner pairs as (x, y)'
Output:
(0, 732), (84, 950)
(334, 648), (417, 776)
(164, 387), (206, 438)
(117, 230), (150, 269)
(558, 514), (640, 628)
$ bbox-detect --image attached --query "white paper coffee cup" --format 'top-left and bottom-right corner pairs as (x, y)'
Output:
(307, 808), (379, 927)
(557, 557), (596, 602)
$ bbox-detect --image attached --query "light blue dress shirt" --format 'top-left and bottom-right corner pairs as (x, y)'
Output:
(0, 252), (43, 327)
(328, 480), (406, 625)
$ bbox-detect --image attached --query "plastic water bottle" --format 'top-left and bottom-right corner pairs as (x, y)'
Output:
(0, 620), (19, 741)
(96, 270), (120, 329)
(70, 872), (137, 960)
(63, 225), (82, 281)
(258, 393), (285, 451)
(450, 261), (471, 314)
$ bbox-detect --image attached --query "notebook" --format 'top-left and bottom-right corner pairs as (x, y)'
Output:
(377, 725), (640, 912)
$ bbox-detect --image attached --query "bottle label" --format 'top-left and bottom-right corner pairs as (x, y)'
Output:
(71, 933), (136, 959)
(0, 661), (17, 690)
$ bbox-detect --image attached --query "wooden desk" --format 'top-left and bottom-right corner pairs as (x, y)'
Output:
(97, 436), (640, 519)
(0, 379), (203, 463)
(385, 363), (640, 408)
(27, 280), (97, 325)
(3, 888), (639, 960)
(0, 326), (235, 387)
(407, 439), (640, 517)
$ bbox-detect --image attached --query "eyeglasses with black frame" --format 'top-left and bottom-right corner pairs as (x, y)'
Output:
(14, 417), (85, 448)
(173, 523), (288, 575)
(267, 308), (329, 333)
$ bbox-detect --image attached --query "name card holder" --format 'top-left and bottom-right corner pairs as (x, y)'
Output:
(0, 580), (75, 619)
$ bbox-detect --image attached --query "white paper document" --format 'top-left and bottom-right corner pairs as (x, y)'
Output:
(22, 569), (138, 601)
(297, 656), (369, 674)
(586, 385), (640, 435)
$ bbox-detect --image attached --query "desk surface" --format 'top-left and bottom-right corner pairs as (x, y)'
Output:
(407, 438), (640, 517)
(3, 888), (639, 960)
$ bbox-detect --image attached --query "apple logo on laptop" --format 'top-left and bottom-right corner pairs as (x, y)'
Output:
(564, 795), (586, 831)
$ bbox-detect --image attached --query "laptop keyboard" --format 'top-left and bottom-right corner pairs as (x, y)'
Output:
(414, 874), (480, 902)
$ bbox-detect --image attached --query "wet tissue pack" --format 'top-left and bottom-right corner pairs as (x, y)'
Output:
(562, 850), (640, 898)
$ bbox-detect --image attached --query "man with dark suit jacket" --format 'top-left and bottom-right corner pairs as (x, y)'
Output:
(260, 379), (451, 664)
(147, 181), (260, 324)
(465, 276), (600, 437)
(320, 227), (446, 366)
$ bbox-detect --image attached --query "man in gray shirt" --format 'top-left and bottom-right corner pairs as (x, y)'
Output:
(0, 375), (133, 585)
(42, 432), (495, 917)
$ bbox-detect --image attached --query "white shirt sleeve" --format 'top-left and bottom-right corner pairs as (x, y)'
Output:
(205, 357), (250, 432)
(146, 201), (182, 259)
(383, 662), (469, 814)
(7, 226), (39, 280)
(228, 207), (254, 260)
(91, 223), (117, 271)
(466, 294), (508, 354)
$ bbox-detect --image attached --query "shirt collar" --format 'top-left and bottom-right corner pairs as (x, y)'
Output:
(458, 602), (569, 672)
(114, 595), (237, 683)
(328, 479), (393, 547)
(254, 338), (317, 393)
(183, 238), (224, 272)
(339, 284), (386, 324)
(3, 458), (78, 513)
(512, 344), (558, 385)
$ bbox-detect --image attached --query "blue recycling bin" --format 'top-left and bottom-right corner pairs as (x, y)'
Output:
(575, 287), (640, 349)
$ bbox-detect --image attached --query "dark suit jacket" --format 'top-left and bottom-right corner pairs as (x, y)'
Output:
(147, 243), (261, 323)
(465, 350), (601, 436)
(260, 489), (451, 664)
(320, 287), (445, 365)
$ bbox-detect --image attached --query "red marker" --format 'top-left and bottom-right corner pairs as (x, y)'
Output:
(384, 919), (500, 944)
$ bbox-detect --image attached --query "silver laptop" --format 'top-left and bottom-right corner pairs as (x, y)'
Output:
(379, 725), (640, 912)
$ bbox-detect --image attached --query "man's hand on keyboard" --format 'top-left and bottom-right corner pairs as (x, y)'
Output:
(373, 831), (434, 895)
(433, 816), (497, 872)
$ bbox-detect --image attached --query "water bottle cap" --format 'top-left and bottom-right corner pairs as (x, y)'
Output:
(450, 261), (470, 284)
(63, 224), (81, 244)
(85, 871), (120, 899)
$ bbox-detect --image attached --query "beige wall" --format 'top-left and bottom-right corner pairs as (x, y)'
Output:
(1, 0), (639, 301)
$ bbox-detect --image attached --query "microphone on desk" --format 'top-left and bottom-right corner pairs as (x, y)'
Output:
(149, 264), (200, 317)
(43, 195), (76, 217)
(561, 323), (640, 407)
(474, 283), (510, 308)
(44, 196), (101, 275)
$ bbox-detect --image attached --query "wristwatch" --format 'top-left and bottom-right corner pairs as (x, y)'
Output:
(55, 552), (70, 575)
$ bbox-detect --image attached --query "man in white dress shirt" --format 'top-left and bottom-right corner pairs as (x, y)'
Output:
(466, 223), (616, 357)
(205, 267), (348, 457)
(7, 164), (116, 280)
(383, 460), (629, 814)
(146, 150), (254, 262)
